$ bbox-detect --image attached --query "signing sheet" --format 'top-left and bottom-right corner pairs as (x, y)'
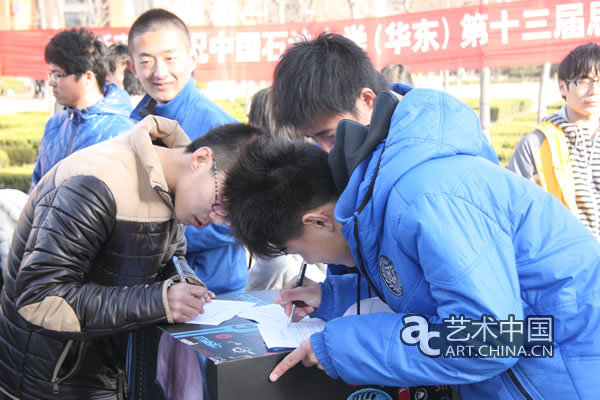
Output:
(241, 304), (325, 349)
(185, 299), (256, 326)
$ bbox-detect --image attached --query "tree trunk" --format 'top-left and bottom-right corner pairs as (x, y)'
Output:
(537, 62), (551, 123)
(480, 67), (491, 142)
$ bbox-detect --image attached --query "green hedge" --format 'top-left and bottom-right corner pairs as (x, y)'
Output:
(0, 165), (33, 192)
(0, 149), (9, 168)
(461, 98), (532, 123)
(0, 77), (29, 95)
(490, 100), (563, 166)
(0, 145), (38, 165)
(491, 99), (532, 122)
(214, 98), (248, 123)
(0, 112), (44, 190)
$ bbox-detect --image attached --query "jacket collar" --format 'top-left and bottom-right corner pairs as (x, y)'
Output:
(131, 78), (196, 121)
(328, 91), (399, 195)
(66, 82), (130, 121)
(129, 115), (191, 206)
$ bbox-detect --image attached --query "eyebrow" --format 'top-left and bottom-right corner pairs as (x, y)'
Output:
(307, 128), (334, 138)
(137, 50), (178, 58)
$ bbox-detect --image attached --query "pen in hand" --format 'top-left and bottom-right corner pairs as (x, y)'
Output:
(171, 256), (187, 284)
(287, 261), (308, 326)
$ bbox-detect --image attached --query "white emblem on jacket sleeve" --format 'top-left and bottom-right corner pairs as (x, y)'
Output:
(379, 255), (403, 296)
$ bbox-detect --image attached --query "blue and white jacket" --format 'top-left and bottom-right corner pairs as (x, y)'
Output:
(310, 89), (600, 399)
(132, 78), (248, 294)
(31, 83), (133, 191)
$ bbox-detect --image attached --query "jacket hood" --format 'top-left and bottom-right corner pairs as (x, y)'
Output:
(67, 82), (132, 120)
(332, 89), (498, 222)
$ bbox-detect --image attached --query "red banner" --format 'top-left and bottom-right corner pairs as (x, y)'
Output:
(0, 0), (598, 81)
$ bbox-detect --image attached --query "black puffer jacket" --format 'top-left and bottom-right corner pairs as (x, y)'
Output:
(0, 116), (201, 400)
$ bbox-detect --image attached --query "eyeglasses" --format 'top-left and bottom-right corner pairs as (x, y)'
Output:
(211, 160), (228, 218)
(48, 71), (72, 81)
(572, 77), (600, 90)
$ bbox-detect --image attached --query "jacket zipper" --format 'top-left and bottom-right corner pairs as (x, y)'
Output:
(65, 120), (82, 158)
(507, 368), (533, 400)
(51, 340), (85, 394)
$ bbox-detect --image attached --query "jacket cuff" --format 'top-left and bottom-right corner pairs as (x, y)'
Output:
(312, 281), (334, 321)
(310, 331), (339, 380)
(167, 274), (206, 287)
(162, 278), (175, 323)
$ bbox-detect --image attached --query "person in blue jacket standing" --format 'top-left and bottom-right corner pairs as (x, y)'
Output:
(221, 33), (600, 399)
(31, 28), (133, 192)
(127, 9), (247, 294)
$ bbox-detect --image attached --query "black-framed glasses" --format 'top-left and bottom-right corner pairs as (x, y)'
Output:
(572, 77), (600, 90)
(211, 160), (227, 218)
(48, 71), (72, 81)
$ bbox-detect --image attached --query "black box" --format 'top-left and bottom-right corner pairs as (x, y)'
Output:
(134, 290), (454, 400)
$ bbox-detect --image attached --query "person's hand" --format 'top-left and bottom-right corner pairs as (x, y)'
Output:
(269, 340), (324, 382)
(274, 277), (321, 322)
(167, 282), (211, 323)
(204, 289), (216, 302)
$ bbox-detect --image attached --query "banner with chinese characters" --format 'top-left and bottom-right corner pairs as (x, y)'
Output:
(0, 0), (598, 81)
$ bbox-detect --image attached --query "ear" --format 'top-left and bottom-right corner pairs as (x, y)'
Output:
(190, 146), (213, 171)
(127, 59), (136, 76)
(359, 88), (376, 109)
(189, 46), (199, 70)
(301, 211), (335, 232)
(355, 88), (376, 125)
(558, 80), (568, 97)
(83, 70), (97, 87)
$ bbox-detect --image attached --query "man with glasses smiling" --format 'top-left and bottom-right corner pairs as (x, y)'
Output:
(30, 28), (134, 192)
(510, 42), (600, 239)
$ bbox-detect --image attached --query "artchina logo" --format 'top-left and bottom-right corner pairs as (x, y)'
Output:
(379, 255), (403, 296)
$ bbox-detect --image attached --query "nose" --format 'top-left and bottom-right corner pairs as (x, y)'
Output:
(317, 139), (334, 153)
(49, 79), (57, 88)
(152, 58), (169, 79)
(209, 212), (227, 226)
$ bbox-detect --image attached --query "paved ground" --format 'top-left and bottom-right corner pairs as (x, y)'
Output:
(0, 95), (51, 114)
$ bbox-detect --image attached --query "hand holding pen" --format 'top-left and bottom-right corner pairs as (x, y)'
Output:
(287, 261), (308, 326)
(172, 256), (187, 283)
(273, 261), (322, 325)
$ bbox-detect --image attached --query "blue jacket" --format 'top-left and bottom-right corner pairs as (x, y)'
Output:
(131, 78), (248, 294)
(31, 83), (133, 191)
(311, 89), (600, 399)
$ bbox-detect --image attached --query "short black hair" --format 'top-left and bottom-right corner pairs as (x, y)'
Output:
(107, 43), (129, 73)
(185, 123), (264, 173)
(128, 8), (191, 52)
(558, 42), (600, 97)
(381, 63), (415, 87)
(223, 136), (338, 258)
(248, 87), (298, 140)
(123, 68), (145, 95)
(271, 32), (388, 131)
(45, 28), (107, 92)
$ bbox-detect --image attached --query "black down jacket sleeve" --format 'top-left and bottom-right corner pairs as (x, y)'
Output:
(14, 175), (169, 340)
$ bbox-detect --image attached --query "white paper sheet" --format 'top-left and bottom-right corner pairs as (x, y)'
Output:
(257, 317), (326, 349)
(185, 299), (256, 326)
(237, 304), (289, 325)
